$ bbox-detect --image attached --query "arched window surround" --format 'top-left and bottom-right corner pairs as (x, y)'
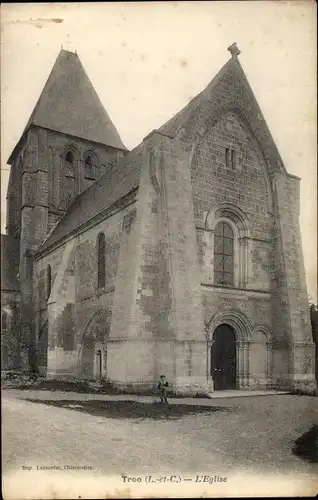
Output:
(214, 219), (235, 286)
(1, 311), (9, 331)
(62, 145), (79, 180)
(97, 232), (106, 289)
(83, 150), (99, 180)
(60, 144), (80, 209)
(204, 203), (251, 289)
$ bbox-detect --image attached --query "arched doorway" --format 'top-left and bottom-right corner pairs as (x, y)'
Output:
(80, 309), (111, 380)
(211, 324), (236, 390)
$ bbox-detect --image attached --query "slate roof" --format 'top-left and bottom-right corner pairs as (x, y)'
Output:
(159, 55), (286, 174)
(158, 59), (232, 137)
(1, 235), (20, 291)
(40, 143), (143, 252)
(8, 50), (126, 162)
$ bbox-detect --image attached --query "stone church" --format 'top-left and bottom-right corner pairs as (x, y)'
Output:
(1, 43), (316, 394)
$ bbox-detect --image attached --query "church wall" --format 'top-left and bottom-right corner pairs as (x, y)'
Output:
(103, 134), (207, 391)
(188, 111), (315, 392)
(202, 288), (272, 327)
(270, 173), (316, 391)
(15, 124), (126, 373)
(35, 202), (134, 379)
(190, 112), (276, 389)
(106, 143), (165, 387)
(192, 112), (272, 237)
(35, 241), (66, 372)
(14, 47), (313, 394)
(192, 113), (272, 298)
(73, 206), (129, 378)
(109, 132), (209, 394)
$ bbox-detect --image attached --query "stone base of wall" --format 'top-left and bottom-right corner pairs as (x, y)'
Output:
(291, 379), (317, 395)
(246, 377), (269, 390)
(104, 377), (212, 396)
(174, 376), (213, 396)
(47, 347), (77, 378)
(271, 374), (317, 394)
(288, 374), (317, 395)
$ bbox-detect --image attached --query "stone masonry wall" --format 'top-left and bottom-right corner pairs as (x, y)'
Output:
(35, 203), (133, 378)
(271, 173), (316, 391)
(191, 111), (272, 235)
(10, 122), (126, 373)
(191, 111), (273, 329)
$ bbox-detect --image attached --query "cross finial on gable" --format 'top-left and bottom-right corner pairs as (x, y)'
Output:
(227, 42), (241, 59)
(61, 33), (73, 52)
(65, 33), (71, 51)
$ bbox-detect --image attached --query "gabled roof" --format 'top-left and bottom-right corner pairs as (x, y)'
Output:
(39, 143), (143, 253)
(159, 52), (286, 176)
(38, 46), (288, 255)
(158, 58), (233, 137)
(8, 49), (126, 162)
(1, 235), (20, 292)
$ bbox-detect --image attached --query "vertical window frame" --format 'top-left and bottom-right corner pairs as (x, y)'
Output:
(225, 146), (236, 169)
(1, 311), (9, 331)
(84, 155), (95, 180)
(63, 148), (77, 209)
(97, 232), (106, 289)
(214, 221), (234, 286)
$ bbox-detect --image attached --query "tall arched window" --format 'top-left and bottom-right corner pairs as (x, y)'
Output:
(84, 155), (94, 179)
(214, 221), (234, 286)
(63, 149), (76, 208)
(97, 233), (106, 289)
(1, 311), (8, 331)
(46, 265), (52, 300)
(65, 151), (75, 177)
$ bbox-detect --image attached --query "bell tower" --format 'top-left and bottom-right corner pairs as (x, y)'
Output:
(6, 48), (127, 371)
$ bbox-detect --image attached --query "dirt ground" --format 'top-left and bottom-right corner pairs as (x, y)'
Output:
(2, 390), (318, 499)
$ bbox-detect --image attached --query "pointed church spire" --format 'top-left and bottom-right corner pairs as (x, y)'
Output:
(8, 49), (126, 162)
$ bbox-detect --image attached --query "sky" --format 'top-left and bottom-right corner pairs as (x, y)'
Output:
(1, 1), (317, 301)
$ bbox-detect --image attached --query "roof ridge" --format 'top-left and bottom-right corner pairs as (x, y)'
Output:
(159, 57), (234, 136)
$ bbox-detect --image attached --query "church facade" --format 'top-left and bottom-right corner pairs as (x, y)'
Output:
(1, 44), (316, 394)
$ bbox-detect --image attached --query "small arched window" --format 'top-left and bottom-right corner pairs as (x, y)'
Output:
(84, 155), (94, 179)
(64, 150), (75, 179)
(97, 233), (106, 289)
(64, 151), (75, 182)
(65, 151), (74, 166)
(46, 265), (52, 300)
(1, 311), (8, 331)
(214, 221), (234, 286)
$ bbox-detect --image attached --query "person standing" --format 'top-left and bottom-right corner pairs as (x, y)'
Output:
(158, 374), (169, 403)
